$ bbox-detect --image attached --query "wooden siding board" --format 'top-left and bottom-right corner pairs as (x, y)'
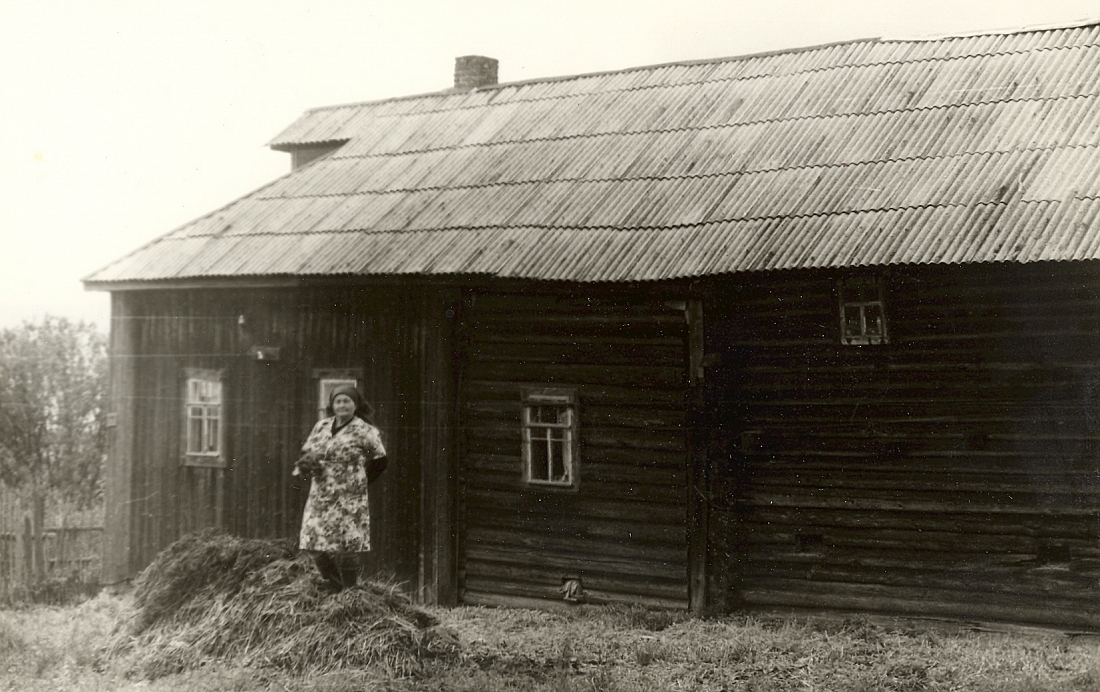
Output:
(467, 453), (686, 487)
(740, 585), (1100, 630)
(743, 524), (1100, 555)
(463, 544), (686, 582)
(463, 569), (689, 602)
(462, 588), (687, 610)
(465, 508), (685, 545)
(464, 380), (688, 407)
(464, 488), (686, 524)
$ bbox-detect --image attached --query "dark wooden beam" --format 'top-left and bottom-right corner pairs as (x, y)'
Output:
(103, 292), (138, 583)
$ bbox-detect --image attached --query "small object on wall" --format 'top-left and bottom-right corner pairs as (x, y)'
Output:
(249, 346), (281, 361)
(560, 577), (585, 603)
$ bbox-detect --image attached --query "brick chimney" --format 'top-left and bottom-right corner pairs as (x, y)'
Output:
(454, 55), (498, 90)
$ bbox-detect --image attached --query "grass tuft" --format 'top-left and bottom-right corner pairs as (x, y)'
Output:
(0, 613), (27, 656)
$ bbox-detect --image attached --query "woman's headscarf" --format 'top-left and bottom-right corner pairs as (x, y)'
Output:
(327, 384), (374, 422)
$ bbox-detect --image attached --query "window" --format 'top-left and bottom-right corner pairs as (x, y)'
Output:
(183, 369), (224, 467)
(839, 276), (888, 345)
(522, 388), (578, 489)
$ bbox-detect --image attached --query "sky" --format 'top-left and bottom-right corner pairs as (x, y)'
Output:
(1, 0), (1098, 332)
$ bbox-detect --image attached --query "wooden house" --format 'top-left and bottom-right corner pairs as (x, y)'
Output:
(85, 22), (1100, 627)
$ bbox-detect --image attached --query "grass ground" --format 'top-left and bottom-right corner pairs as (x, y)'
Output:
(2, 594), (1100, 691)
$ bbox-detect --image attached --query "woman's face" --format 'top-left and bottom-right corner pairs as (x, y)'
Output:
(332, 394), (357, 421)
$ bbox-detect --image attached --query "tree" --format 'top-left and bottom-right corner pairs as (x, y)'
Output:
(0, 317), (107, 579)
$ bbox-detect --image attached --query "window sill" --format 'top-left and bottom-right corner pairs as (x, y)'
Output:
(180, 455), (226, 469)
(522, 480), (580, 493)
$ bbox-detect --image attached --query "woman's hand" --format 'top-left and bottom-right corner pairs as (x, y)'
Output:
(294, 456), (323, 479)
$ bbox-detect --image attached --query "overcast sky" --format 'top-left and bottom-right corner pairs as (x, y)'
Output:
(2, 0), (1097, 331)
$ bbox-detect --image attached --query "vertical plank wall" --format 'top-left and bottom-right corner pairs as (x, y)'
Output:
(106, 284), (455, 597)
(704, 262), (1100, 628)
(458, 291), (692, 608)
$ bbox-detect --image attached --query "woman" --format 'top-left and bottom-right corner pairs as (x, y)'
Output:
(295, 385), (387, 591)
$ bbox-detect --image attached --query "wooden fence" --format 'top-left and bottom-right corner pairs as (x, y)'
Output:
(0, 525), (103, 600)
(0, 488), (102, 601)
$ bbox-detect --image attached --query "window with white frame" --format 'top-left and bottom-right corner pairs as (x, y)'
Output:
(183, 369), (224, 466)
(522, 388), (578, 489)
(839, 276), (888, 345)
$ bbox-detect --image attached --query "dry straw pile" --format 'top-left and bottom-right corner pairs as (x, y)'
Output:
(106, 530), (456, 679)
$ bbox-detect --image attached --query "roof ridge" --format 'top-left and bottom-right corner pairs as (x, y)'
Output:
(267, 36), (877, 139)
(273, 17), (1100, 128)
(885, 16), (1100, 42)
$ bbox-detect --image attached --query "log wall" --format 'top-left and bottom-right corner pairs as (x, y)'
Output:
(458, 291), (692, 608)
(703, 261), (1100, 628)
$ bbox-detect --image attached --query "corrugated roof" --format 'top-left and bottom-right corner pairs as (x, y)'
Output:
(86, 21), (1100, 286)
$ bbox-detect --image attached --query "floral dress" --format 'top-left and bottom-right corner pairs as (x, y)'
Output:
(298, 416), (386, 552)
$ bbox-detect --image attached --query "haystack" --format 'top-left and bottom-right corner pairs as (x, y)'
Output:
(107, 530), (456, 679)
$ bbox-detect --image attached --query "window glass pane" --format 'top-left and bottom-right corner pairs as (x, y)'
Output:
(188, 417), (203, 454)
(531, 406), (554, 425)
(530, 434), (549, 480)
(843, 306), (863, 339)
(556, 406), (570, 425)
(550, 442), (565, 482)
(206, 417), (219, 453)
(864, 304), (884, 338)
(187, 379), (221, 404)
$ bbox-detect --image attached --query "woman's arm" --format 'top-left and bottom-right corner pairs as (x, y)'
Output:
(366, 455), (388, 483)
(294, 419), (330, 477)
(358, 423), (387, 483)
